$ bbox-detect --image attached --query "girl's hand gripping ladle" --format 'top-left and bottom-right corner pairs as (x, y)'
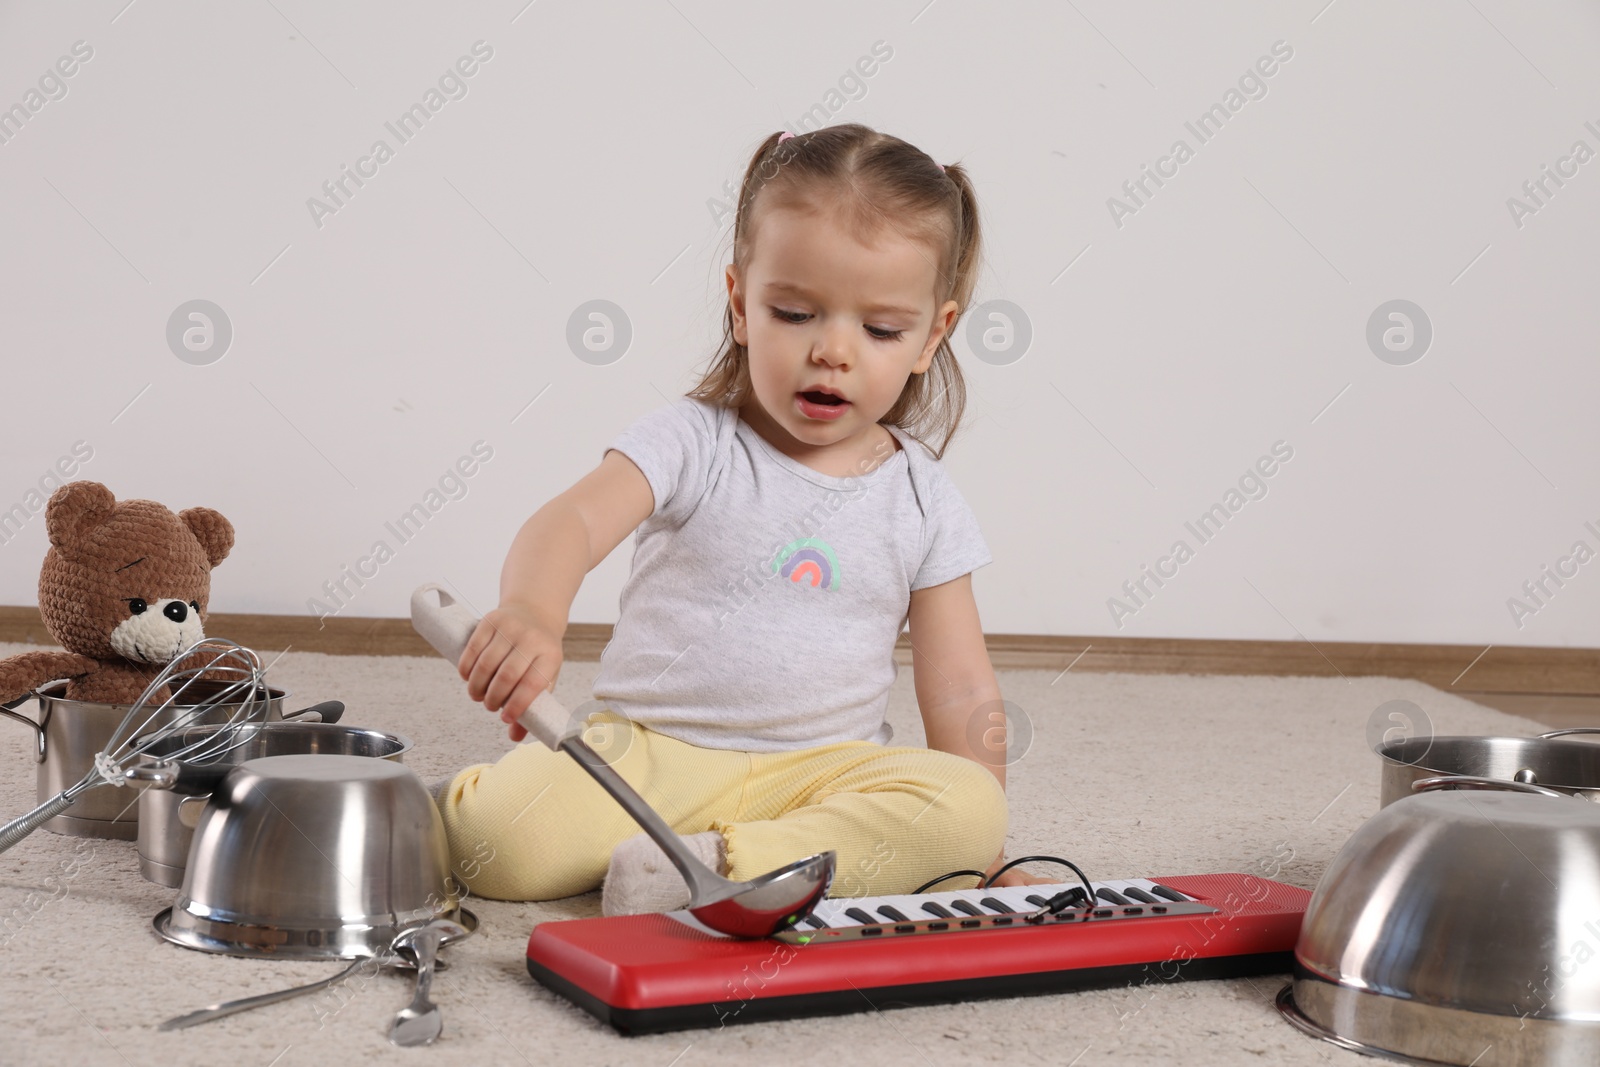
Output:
(410, 583), (833, 938)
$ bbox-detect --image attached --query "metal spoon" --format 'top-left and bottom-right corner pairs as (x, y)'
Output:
(388, 918), (468, 1047)
(410, 584), (836, 938)
(157, 921), (470, 1031)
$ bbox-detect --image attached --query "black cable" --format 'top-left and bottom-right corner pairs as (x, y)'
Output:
(911, 869), (989, 894)
(911, 853), (1098, 917)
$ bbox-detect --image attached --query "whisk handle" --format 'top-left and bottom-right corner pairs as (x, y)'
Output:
(0, 786), (89, 854)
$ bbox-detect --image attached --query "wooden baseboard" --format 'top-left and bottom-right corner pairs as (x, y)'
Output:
(2, 606), (1595, 705)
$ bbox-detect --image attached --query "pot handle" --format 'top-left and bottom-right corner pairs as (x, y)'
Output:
(124, 761), (181, 790)
(282, 700), (345, 725)
(1412, 775), (1569, 799)
(0, 693), (46, 763)
(1539, 728), (1600, 741)
(177, 795), (210, 829)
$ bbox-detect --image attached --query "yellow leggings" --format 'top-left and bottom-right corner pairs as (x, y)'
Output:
(437, 707), (1009, 902)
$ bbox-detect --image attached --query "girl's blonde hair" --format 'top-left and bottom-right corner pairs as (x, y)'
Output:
(687, 123), (983, 460)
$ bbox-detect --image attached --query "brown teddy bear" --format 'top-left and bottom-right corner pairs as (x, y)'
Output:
(0, 481), (234, 706)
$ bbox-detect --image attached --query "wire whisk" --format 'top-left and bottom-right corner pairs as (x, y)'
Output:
(0, 639), (274, 854)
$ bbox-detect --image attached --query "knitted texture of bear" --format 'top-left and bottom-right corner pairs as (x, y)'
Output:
(0, 481), (234, 706)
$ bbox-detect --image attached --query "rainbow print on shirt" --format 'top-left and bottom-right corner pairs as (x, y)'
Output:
(769, 538), (840, 591)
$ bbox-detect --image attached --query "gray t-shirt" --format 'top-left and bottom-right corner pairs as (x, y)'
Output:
(590, 397), (992, 753)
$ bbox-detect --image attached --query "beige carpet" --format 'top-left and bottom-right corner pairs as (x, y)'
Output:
(0, 640), (1551, 1066)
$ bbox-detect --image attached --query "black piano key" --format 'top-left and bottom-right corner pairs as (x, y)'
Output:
(1096, 888), (1131, 905)
(1025, 895), (1051, 908)
(949, 899), (985, 917)
(979, 897), (1015, 914)
(845, 907), (877, 924)
(802, 915), (829, 929)
(921, 902), (955, 919)
(1122, 886), (1158, 904)
(1149, 884), (1188, 902)
(876, 905), (912, 923)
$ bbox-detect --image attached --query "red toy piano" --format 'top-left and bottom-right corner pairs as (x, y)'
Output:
(526, 873), (1310, 1035)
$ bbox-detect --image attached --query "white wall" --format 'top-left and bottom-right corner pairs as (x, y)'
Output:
(2, 1), (1596, 648)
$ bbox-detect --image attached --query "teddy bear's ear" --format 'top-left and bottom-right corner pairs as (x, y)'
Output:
(180, 507), (235, 568)
(45, 481), (116, 556)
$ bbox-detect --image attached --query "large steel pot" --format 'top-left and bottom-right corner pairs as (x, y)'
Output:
(0, 679), (288, 840)
(134, 717), (403, 887)
(1279, 778), (1600, 1065)
(1377, 727), (1600, 807)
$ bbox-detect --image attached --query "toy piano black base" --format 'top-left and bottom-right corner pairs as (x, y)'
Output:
(526, 873), (1310, 1036)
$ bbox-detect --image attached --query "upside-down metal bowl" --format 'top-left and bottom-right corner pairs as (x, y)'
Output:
(1278, 785), (1600, 1065)
(136, 722), (412, 887)
(154, 753), (460, 960)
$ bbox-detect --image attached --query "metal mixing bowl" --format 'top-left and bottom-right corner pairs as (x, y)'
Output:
(154, 753), (457, 960)
(1278, 787), (1600, 1065)
(136, 722), (412, 887)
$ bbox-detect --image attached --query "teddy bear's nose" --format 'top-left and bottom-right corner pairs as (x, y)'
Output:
(163, 600), (188, 623)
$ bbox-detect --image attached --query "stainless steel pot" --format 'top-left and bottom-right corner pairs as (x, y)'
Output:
(1377, 727), (1600, 807)
(1278, 779), (1600, 1065)
(135, 719), (405, 887)
(154, 753), (457, 960)
(0, 680), (288, 840)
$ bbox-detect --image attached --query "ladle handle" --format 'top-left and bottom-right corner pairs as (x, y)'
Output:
(411, 582), (582, 751)
(1539, 728), (1600, 741)
(409, 583), (478, 665)
(410, 581), (724, 898)
(558, 735), (727, 903)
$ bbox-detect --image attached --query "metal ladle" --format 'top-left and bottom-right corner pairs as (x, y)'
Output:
(411, 584), (834, 938)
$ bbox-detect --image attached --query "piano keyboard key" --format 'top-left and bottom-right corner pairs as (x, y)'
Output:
(805, 878), (1195, 931)
(1096, 888), (1131, 905)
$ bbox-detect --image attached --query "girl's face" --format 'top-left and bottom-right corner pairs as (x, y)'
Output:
(727, 200), (958, 468)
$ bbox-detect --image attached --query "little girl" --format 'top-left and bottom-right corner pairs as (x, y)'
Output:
(437, 123), (1048, 914)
